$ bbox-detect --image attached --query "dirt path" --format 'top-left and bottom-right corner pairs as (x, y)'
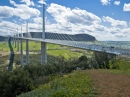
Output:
(85, 70), (130, 97)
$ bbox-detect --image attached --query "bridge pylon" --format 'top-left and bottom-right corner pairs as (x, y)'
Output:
(41, 4), (47, 64)
(17, 29), (19, 52)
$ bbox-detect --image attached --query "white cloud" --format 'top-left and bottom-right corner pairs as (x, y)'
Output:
(0, 21), (20, 34)
(10, 0), (16, 6)
(0, 6), (14, 18)
(93, 27), (130, 41)
(29, 23), (41, 29)
(20, 0), (35, 6)
(114, 1), (120, 6)
(124, 3), (130, 11)
(47, 3), (101, 25)
(13, 5), (40, 19)
(102, 16), (127, 27)
(38, 0), (46, 4)
(33, 17), (42, 24)
(100, 0), (111, 5)
(45, 3), (130, 41)
(109, 27), (121, 34)
(1, 0), (41, 19)
(45, 3), (103, 35)
(121, 28), (130, 34)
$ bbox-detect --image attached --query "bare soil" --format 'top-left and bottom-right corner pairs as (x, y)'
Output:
(85, 70), (130, 97)
(0, 51), (10, 56)
(0, 51), (39, 57)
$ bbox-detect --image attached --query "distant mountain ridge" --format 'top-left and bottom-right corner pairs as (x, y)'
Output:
(28, 32), (96, 41)
(0, 32), (96, 42)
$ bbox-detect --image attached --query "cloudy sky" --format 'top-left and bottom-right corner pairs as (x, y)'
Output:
(0, 0), (130, 41)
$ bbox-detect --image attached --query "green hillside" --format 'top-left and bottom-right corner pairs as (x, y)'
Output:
(18, 71), (97, 97)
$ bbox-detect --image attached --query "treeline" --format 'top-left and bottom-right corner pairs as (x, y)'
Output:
(0, 52), (115, 97)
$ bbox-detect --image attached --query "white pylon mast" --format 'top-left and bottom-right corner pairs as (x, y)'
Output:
(42, 4), (45, 39)
(41, 3), (47, 64)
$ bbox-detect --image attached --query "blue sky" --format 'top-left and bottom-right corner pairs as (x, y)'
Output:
(0, 0), (130, 41)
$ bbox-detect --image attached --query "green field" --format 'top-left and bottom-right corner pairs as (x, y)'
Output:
(0, 41), (91, 59)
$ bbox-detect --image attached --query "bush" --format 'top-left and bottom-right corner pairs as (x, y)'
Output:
(110, 57), (130, 70)
(0, 69), (33, 97)
(72, 55), (91, 69)
(94, 51), (110, 69)
(32, 75), (53, 88)
(78, 55), (88, 62)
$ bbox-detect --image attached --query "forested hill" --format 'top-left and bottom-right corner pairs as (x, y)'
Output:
(28, 32), (96, 41)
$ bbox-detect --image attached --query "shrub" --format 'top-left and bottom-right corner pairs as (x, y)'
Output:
(110, 57), (130, 70)
(94, 51), (110, 69)
(72, 55), (91, 69)
(78, 55), (88, 62)
(32, 75), (53, 88)
(0, 69), (33, 97)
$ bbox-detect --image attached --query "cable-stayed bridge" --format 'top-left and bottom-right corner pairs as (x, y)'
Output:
(1, 27), (130, 64)
(4, 32), (130, 56)
(1, 28), (130, 67)
(0, 4), (130, 67)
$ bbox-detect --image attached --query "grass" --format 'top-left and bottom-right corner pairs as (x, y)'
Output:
(0, 42), (17, 51)
(0, 41), (86, 59)
(0, 41), (41, 51)
(18, 71), (97, 97)
(47, 49), (83, 59)
(104, 56), (130, 76)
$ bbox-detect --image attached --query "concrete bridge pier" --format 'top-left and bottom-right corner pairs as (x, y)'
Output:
(41, 42), (47, 64)
(17, 29), (19, 52)
(20, 27), (24, 66)
(26, 22), (30, 65)
(17, 38), (19, 51)
(26, 39), (30, 65)
(14, 35), (16, 48)
(20, 38), (24, 66)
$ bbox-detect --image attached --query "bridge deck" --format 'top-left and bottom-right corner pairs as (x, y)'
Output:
(12, 37), (130, 56)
